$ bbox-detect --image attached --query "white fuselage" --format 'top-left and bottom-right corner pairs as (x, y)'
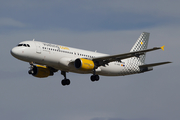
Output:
(11, 40), (141, 76)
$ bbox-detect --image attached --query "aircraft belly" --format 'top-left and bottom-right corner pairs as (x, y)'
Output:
(98, 62), (141, 76)
(99, 63), (122, 76)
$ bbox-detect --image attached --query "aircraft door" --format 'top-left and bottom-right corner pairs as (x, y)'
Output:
(35, 42), (41, 54)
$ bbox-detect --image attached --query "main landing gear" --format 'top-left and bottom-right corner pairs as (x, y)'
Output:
(60, 70), (100, 86)
(90, 75), (100, 81)
(61, 71), (70, 86)
(90, 68), (100, 82)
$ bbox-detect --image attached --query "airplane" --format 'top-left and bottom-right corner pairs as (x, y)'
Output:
(10, 32), (171, 86)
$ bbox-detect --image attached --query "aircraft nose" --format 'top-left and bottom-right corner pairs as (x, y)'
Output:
(10, 47), (20, 58)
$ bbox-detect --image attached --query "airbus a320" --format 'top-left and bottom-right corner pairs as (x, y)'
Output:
(11, 32), (171, 86)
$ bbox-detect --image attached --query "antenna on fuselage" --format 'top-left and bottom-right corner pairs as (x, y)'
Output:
(33, 39), (35, 41)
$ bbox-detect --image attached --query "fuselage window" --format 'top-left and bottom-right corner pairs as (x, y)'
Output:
(27, 44), (30, 47)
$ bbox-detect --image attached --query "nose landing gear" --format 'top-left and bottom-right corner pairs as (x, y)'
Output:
(28, 62), (35, 75)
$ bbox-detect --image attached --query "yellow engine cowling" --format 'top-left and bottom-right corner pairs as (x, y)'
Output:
(30, 65), (51, 78)
(74, 58), (95, 71)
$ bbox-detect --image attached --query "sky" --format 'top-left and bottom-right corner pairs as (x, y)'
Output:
(0, 0), (180, 120)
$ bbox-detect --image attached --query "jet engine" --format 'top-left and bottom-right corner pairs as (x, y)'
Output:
(75, 58), (95, 71)
(28, 65), (53, 78)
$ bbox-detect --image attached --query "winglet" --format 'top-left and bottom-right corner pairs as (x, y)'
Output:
(161, 45), (165, 51)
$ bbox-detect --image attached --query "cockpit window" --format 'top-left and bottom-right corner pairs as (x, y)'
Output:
(17, 44), (30, 47)
(18, 44), (23, 46)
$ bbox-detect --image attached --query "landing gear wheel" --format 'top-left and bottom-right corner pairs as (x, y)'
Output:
(28, 70), (33, 74)
(95, 75), (99, 81)
(61, 79), (71, 86)
(61, 79), (66, 86)
(91, 75), (96, 82)
(91, 75), (100, 82)
(66, 79), (70, 85)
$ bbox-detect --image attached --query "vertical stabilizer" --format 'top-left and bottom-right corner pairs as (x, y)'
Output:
(130, 32), (149, 52)
(129, 32), (150, 64)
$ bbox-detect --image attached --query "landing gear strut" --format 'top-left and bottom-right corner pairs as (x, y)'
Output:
(61, 71), (70, 86)
(90, 68), (100, 82)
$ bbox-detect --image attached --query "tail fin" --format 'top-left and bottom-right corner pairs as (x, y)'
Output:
(129, 32), (150, 65)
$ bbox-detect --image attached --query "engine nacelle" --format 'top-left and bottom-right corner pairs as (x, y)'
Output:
(29, 65), (52, 78)
(75, 58), (95, 71)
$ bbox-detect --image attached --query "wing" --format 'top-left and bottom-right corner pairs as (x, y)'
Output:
(92, 46), (165, 66)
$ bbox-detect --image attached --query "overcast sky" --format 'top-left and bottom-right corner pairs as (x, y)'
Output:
(0, 0), (179, 120)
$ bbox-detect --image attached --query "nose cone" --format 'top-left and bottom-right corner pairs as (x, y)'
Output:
(10, 47), (20, 58)
(11, 47), (29, 62)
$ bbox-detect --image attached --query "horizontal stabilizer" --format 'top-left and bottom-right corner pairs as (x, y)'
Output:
(139, 61), (172, 68)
